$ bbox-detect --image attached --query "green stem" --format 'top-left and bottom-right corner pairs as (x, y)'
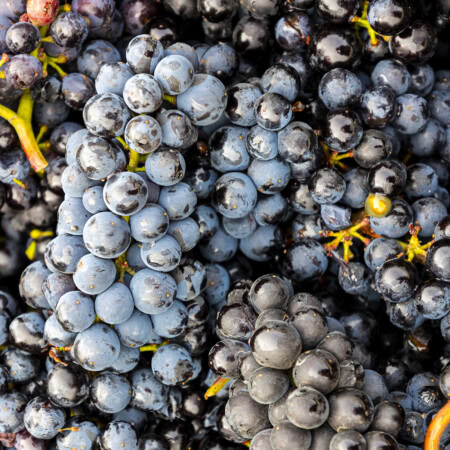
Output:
(40, 36), (54, 43)
(39, 141), (51, 152)
(39, 25), (50, 37)
(0, 92), (48, 172)
(127, 151), (139, 171)
(0, 53), (9, 68)
(17, 90), (34, 124)
(163, 94), (177, 105)
(47, 60), (67, 78)
(36, 125), (48, 144)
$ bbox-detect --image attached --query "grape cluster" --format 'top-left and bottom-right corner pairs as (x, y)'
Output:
(0, 0), (448, 448)
(209, 276), (402, 449)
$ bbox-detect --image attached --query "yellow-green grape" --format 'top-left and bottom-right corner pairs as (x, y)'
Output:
(365, 193), (392, 218)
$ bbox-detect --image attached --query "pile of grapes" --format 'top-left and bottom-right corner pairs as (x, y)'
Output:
(0, 0), (449, 448)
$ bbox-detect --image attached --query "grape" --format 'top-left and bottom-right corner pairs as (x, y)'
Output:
(34, 99), (70, 128)
(371, 58), (411, 95)
(82, 185), (108, 214)
(192, 204), (219, 241)
(167, 217), (201, 252)
(141, 235), (182, 272)
(158, 182), (197, 221)
(124, 115), (162, 154)
(209, 125), (250, 173)
(83, 211), (131, 259)
(83, 93), (131, 138)
(44, 313), (76, 347)
(176, 74), (227, 126)
(90, 371), (131, 413)
(108, 344), (140, 374)
(157, 109), (197, 149)
(27, 0), (59, 26)
(154, 55), (194, 95)
(145, 148), (186, 186)
(50, 121), (83, 156)
(57, 197), (92, 236)
(61, 73), (94, 110)
(130, 268), (177, 314)
(261, 63), (299, 103)
(213, 172), (257, 219)
(115, 309), (154, 348)
(0, 16), (13, 54)
(120, 0), (162, 35)
(72, 0), (114, 28)
(73, 323), (120, 371)
(130, 368), (168, 412)
(55, 290), (95, 332)
(65, 128), (90, 164)
(24, 396), (65, 440)
(129, 203), (168, 243)
(225, 82), (261, 127)
(318, 68), (362, 110)
(151, 343), (193, 385)
(95, 282), (134, 325)
(73, 253), (116, 294)
(77, 39), (121, 80)
(95, 61), (134, 96)
(9, 312), (46, 354)
(125, 34), (164, 74)
(50, 11), (88, 47)
(43, 40), (81, 62)
(90, 8), (124, 43)
(2, 347), (40, 383)
(165, 42), (199, 70)
(6, 22), (40, 53)
(103, 171), (148, 216)
(199, 225), (238, 263)
(44, 233), (89, 274)
(19, 260), (51, 309)
(253, 92), (292, 131)
(275, 12), (313, 52)
(0, 148), (30, 184)
(5, 54), (42, 89)
(393, 94), (429, 135)
(56, 417), (100, 450)
(123, 73), (164, 114)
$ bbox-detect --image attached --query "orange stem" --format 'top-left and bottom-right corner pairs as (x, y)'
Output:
(425, 401), (450, 450)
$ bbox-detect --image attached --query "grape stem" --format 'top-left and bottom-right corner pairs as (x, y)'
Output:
(35, 125), (48, 144)
(25, 229), (55, 260)
(425, 401), (450, 450)
(0, 90), (48, 172)
(322, 215), (379, 262)
(59, 3), (72, 14)
(0, 54), (9, 68)
(115, 253), (136, 283)
(48, 345), (72, 366)
(321, 142), (352, 171)
(163, 94), (177, 105)
(396, 224), (434, 264)
(58, 427), (80, 433)
(140, 341), (169, 352)
(204, 377), (231, 400)
(351, 0), (390, 47)
(292, 100), (305, 113)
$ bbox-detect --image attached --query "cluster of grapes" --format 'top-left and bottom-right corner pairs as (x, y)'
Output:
(0, 0), (448, 448)
(0, 0), (94, 282)
(210, 276), (402, 448)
